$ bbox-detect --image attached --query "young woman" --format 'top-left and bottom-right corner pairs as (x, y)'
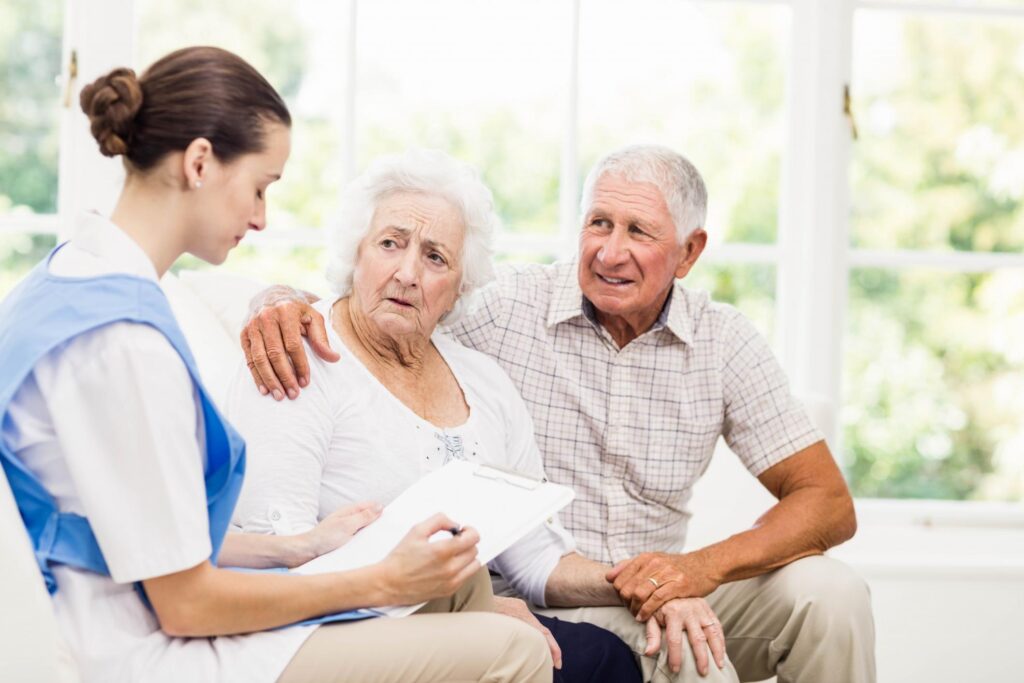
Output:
(0, 46), (550, 683)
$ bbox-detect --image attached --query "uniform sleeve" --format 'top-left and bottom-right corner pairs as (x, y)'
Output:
(225, 343), (337, 536)
(486, 364), (575, 607)
(45, 323), (211, 584)
(719, 309), (823, 476)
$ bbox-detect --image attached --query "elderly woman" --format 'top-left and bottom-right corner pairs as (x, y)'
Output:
(225, 150), (641, 683)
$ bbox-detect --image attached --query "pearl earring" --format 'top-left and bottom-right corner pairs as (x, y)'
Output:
(194, 181), (202, 189)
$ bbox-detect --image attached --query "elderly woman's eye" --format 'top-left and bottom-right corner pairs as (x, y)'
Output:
(381, 238), (397, 248)
(428, 252), (447, 265)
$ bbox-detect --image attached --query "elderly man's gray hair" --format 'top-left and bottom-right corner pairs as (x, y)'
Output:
(325, 148), (499, 325)
(580, 144), (708, 241)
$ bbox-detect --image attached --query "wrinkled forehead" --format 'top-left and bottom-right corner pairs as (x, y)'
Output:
(585, 173), (672, 222)
(368, 190), (466, 252)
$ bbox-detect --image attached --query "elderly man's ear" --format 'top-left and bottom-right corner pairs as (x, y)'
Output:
(674, 228), (708, 279)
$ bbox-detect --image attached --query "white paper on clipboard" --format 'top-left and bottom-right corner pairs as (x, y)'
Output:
(291, 460), (574, 617)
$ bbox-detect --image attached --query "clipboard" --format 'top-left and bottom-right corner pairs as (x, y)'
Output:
(291, 460), (575, 617)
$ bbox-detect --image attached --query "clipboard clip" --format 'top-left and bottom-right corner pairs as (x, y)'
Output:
(474, 464), (546, 490)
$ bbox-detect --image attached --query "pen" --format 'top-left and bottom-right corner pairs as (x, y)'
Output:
(448, 526), (463, 536)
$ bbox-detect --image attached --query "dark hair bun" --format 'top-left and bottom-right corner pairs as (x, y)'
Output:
(79, 67), (143, 157)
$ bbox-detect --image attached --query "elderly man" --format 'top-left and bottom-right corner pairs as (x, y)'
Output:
(241, 145), (875, 683)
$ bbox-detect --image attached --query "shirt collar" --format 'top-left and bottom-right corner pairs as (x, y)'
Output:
(545, 259), (696, 346)
(69, 211), (160, 282)
(546, 260), (587, 327)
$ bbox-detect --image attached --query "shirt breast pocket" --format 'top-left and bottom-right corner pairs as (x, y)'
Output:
(626, 420), (721, 506)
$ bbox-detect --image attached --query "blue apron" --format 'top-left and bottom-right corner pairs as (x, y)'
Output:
(0, 247), (371, 626)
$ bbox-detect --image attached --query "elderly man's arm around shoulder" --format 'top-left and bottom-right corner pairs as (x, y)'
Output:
(610, 439), (856, 621)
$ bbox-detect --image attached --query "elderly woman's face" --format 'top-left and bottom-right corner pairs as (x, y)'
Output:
(352, 191), (465, 338)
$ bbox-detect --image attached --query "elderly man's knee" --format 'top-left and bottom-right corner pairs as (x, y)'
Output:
(774, 556), (872, 629)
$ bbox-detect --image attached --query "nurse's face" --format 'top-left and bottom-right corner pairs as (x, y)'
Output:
(187, 122), (291, 264)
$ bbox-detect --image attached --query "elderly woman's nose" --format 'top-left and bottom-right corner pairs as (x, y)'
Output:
(393, 248), (421, 287)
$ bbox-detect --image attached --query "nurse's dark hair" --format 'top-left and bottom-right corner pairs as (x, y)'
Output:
(79, 46), (291, 172)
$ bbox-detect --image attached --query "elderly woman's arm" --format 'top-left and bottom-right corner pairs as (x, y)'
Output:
(221, 345), (372, 569)
(218, 501), (382, 569)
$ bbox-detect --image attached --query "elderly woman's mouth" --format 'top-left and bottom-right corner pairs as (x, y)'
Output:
(386, 297), (415, 308)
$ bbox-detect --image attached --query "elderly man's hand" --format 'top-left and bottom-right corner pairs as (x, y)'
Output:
(607, 551), (721, 621)
(493, 596), (563, 670)
(241, 285), (338, 400)
(643, 598), (726, 676)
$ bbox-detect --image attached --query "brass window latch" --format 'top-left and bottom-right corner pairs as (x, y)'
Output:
(843, 83), (858, 141)
(62, 49), (78, 109)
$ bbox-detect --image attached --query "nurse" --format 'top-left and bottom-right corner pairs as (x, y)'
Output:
(0, 46), (551, 683)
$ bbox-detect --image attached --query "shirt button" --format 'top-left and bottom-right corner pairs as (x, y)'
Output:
(270, 510), (281, 522)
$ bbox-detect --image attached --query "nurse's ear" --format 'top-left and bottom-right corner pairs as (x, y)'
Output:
(182, 137), (214, 191)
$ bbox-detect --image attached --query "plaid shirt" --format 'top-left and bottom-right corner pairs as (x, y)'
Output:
(448, 261), (822, 564)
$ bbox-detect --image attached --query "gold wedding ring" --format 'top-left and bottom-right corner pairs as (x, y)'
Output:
(648, 577), (659, 588)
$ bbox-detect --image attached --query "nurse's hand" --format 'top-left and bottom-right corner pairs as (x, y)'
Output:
(241, 285), (337, 401)
(302, 501), (383, 560)
(378, 512), (481, 605)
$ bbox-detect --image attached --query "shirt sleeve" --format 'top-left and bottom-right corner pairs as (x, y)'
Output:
(45, 323), (211, 584)
(486, 363), (575, 607)
(225, 343), (337, 536)
(719, 308), (823, 476)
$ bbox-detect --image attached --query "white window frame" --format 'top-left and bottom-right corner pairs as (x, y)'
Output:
(5, 0), (1016, 524)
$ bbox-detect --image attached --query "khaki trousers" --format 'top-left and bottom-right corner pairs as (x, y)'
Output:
(535, 556), (875, 683)
(278, 569), (553, 683)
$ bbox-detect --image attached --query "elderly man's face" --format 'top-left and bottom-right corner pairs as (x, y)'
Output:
(352, 191), (465, 339)
(578, 174), (702, 335)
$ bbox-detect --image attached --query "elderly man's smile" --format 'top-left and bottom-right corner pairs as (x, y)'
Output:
(595, 273), (634, 286)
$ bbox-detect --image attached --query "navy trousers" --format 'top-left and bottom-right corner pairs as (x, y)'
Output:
(535, 613), (642, 683)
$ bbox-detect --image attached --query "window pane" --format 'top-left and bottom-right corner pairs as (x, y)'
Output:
(579, 0), (790, 244)
(0, 233), (58, 299)
(355, 0), (568, 234)
(135, 0), (347, 231)
(0, 0), (62, 214)
(844, 268), (1024, 501)
(851, 11), (1024, 252)
(687, 263), (776, 342)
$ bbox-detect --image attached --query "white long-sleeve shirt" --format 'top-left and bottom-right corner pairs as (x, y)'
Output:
(227, 299), (576, 607)
(1, 213), (313, 683)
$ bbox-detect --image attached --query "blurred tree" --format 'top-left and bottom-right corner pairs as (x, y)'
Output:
(0, 0), (62, 213)
(845, 15), (1024, 501)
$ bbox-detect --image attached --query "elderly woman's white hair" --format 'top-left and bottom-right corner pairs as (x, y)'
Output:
(580, 144), (708, 241)
(325, 148), (499, 325)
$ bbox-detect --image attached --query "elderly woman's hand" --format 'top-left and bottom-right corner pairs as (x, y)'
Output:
(241, 285), (338, 400)
(297, 501), (383, 565)
(376, 512), (482, 606)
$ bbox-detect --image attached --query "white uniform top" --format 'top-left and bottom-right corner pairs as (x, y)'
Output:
(227, 299), (577, 607)
(1, 213), (313, 683)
